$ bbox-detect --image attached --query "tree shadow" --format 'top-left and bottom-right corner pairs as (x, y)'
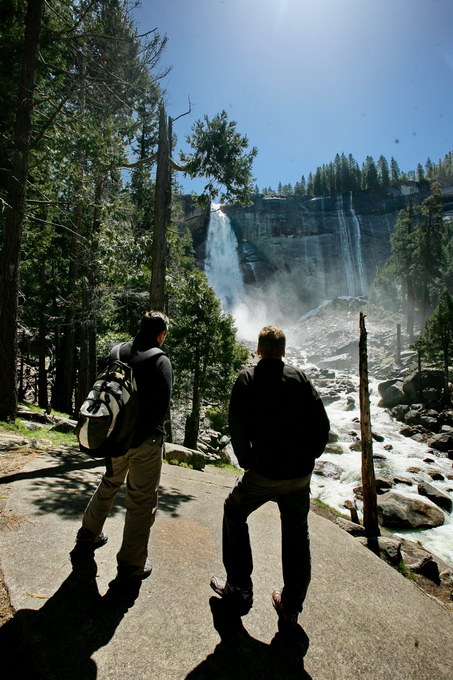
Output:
(185, 597), (312, 679)
(159, 485), (196, 517)
(0, 559), (142, 679)
(0, 448), (103, 486)
(1, 447), (196, 521)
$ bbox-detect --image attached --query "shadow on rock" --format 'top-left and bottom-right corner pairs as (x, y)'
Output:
(185, 597), (312, 679)
(159, 484), (196, 517)
(0, 558), (141, 679)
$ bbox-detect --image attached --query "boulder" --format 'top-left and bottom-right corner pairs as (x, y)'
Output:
(428, 432), (453, 452)
(419, 416), (439, 432)
(324, 444), (343, 454)
(349, 441), (361, 452)
(378, 537), (402, 565)
(402, 369), (444, 403)
(377, 491), (445, 529)
(404, 410), (421, 425)
(334, 517), (366, 536)
(372, 431), (385, 442)
(401, 547), (441, 583)
(313, 460), (343, 479)
(375, 477), (393, 493)
(49, 418), (77, 433)
(417, 481), (452, 512)
(439, 568), (453, 587)
(378, 380), (406, 408)
(393, 475), (413, 486)
(391, 404), (411, 421)
(164, 443), (210, 471)
(427, 469), (444, 481)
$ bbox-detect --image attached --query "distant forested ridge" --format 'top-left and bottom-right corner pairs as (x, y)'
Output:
(261, 151), (453, 197)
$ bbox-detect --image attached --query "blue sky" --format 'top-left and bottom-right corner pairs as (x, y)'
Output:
(133, 0), (453, 195)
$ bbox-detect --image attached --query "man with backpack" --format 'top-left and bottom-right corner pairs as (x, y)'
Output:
(70, 311), (172, 588)
(210, 325), (329, 629)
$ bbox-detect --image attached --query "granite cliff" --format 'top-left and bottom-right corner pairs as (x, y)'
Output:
(183, 185), (453, 319)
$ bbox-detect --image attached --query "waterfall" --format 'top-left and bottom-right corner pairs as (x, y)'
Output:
(204, 205), (245, 313)
(336, 193), (368, 297)
(347, 192), (368, 296)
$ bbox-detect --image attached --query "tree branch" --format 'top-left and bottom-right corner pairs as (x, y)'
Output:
(171, 97), (192, 123)
(121, 152), (158, 168)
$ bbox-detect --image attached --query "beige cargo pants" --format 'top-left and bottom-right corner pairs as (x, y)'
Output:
(80, 435), (163, 576)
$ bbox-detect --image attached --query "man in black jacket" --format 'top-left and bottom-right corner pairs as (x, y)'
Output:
(211, 325), (329, 627)
(70, 311), (172, 587)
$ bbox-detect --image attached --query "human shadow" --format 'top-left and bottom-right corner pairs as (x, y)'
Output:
(0, 559), (141, 679)
(185, 597), (312, 679)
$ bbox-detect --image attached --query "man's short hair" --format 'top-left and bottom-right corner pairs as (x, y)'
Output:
(258, 326), (286, 359)
(139, 311), (169, 341)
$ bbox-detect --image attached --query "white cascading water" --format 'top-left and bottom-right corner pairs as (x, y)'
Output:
(204, 205), (245, 313)
(336, 193), (368, 297)
(205, 205), (267, 339)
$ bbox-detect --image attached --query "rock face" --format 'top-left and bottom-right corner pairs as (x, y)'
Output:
(219, 187), (443, 313)
(377, 491), (445, 529)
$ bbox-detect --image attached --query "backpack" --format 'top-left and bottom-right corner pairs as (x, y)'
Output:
(76, 343), (163, 458)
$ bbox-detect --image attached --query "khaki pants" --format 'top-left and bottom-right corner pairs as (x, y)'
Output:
(80, 435), (163, 576)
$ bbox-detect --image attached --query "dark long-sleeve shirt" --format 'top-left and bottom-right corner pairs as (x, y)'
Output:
(229, 359), (330, 479)
(118, 341), (172, 446)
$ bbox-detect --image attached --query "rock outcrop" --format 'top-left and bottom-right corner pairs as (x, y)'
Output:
(377, 491), (445, 529)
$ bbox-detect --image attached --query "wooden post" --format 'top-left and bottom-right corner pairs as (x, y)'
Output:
(150, 106), (172, 311)
(396, 323), (402, 366)
(359, 313), (380, 538)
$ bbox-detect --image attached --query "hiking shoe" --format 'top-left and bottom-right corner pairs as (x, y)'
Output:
(210, 576), (253, 614)
(272, 589), (299, 628)
(70, 531), (108, 564)
(109, 558), (153, 589)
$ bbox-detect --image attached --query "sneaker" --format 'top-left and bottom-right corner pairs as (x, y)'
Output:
(272, 589), (299, 628)
(70, 531), (108, 564)
(210, 576), (253, 614)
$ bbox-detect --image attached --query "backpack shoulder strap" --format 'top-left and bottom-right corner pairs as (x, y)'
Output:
(109, 343), (124, 363)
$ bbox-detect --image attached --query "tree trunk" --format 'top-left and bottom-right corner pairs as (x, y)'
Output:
(406, 277), (415, 340)
(38, 310), (48, 409)
(0, 0), (44, 421)
(184, 363), (202, 450)
(150, 107), (172, 311)
(359, 313), (380, 538)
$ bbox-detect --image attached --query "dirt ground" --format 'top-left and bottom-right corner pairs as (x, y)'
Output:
(0, 431), (451, 628)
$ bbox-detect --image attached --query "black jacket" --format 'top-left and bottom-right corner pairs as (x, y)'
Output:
(229, 359), (330, 479)
(118, 341), (172, 446)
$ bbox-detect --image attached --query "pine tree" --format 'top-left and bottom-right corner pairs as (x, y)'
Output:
(390, 157), (401, 186)
(377, 155), (390, 189)
(414, 289), (453, 401)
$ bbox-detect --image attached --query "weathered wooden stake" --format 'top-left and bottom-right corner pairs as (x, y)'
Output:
(396, 323), (402, 366)
(359, 313), (381, 538)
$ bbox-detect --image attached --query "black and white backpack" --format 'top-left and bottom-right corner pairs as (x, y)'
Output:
(76, 343), (163, 458)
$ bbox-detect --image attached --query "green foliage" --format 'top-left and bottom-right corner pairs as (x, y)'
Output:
(204, 406), (229, 434)
(0, 420), (78, 448)
(167, 269), (248, 447)
(180, 110), (258, 204)
(413, 288), (453, 390)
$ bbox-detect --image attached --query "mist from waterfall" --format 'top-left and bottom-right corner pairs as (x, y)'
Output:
(204, 205), (267, 340)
